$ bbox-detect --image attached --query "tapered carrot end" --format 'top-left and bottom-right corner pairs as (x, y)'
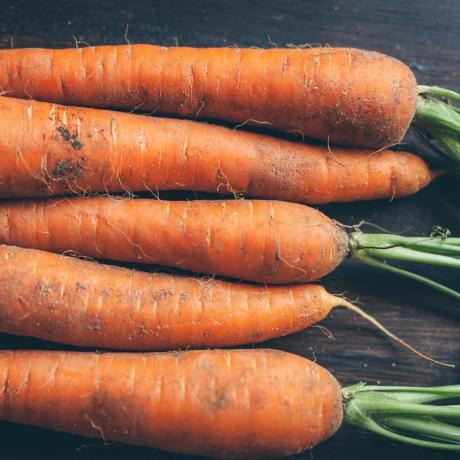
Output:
(389, 151), (434, 198)
(431, 169), (448, 180)
(330, 295), (454, 368)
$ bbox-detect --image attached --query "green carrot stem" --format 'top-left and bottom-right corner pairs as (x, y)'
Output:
(349, 231), (460, 300)
(357, 384), (460, 403)
(361, 384), (460, 394)
(359, 417), (460, 450)
(414, 85), (460, 166)
(418, 85), (460, 103)
(412, 126), (458, 170)
(350, 232), (460, 251)
(383, 416), (460, 443)
(361, 246), (460, 269)
(343, 383), (460, 450)
(415, 97), (460, 137)
(352, 396), (460, 419)
(350, 252), (460, 301)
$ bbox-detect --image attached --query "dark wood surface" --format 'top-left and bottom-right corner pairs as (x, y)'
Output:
(1, 0), (460, 459)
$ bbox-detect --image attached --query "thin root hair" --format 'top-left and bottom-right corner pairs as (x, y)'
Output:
(332, 296), (454, 368)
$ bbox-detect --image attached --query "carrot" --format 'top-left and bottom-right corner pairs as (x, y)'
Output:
(0, 96), (432, 203)
(0, 244), (441, 366)
(0, 244), (337, 349)
(1, 196), (459, 299)
(0, 349), (342, 459)
(0, 349), (459, 458)
(0, 45), (417, 148)
(0, 197), (348, 284)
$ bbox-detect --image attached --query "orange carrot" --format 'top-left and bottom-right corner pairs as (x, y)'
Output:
(1, 350), (457, 457)
(0, 96), (432, 203)
(0, 45), (417, 148)
(0, 244), (442, 365)
(0, 197), (347, 284)
(0, 349), (343, 458)
(0, 245), (335, 349)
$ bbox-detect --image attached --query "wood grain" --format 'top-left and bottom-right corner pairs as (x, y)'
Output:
(0, 0), (459, 459)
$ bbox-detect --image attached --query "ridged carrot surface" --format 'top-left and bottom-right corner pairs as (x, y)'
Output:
(0, 96), (431, 203)
(0, 245), (341, 349)
(0, 197), (348, 284)
(0, 45), (417, 147)
(0, 349), (343, 459)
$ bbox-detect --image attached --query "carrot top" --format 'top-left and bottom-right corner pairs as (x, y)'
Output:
(349, 228), (460, 301)
(343, 383), (460, 450)
(414, 85), (460, 169)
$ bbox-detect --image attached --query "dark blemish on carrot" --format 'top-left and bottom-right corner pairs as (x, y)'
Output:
(208, 390), (229, 410)
(250, 330), (264, 340)
(274, 250), (281, 267)
(57, 126), (71, 141)
(71, 138), (83, 150)
(76, 282), (88, 292)
(57, 126), (84, 150)
(35, 282), (54, 294)
(53, 156), (86, 180)
(3, 379), (11, 399)
(151, 288), (174, 302)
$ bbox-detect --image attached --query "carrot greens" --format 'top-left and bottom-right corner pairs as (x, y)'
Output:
(350, 229), (460, 300)
(414, 85), (460, 169)
(344, 383), (460, 450)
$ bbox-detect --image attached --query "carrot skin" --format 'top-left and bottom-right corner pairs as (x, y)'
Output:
(0, 45), (417, 148)
(0, 245), (334, 349)
(0, 96), (431, 203)
(0, 349), (343, 458)
(0, 198), (348, 284)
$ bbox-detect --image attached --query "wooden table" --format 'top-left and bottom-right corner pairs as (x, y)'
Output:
(1, 1), (459, 459)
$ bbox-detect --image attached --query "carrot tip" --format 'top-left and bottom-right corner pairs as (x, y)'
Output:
(330, 295), (454, 368)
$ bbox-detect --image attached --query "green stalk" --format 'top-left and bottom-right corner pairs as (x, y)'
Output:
(349, 232), (460, 301)
(383, 417), (460, 443)
(351, 252), (460, 301)
(343, 383), (460, 450)
(414, 85), (460, 167)
(361, 246), (460, 269)
(352, 233), (460, 254)
(355, 384), (460, 403)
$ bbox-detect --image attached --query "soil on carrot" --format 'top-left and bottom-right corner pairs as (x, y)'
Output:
(57, 125), (84, 150)
(150, 288), (174, 301)
(52, 156), (86, 180)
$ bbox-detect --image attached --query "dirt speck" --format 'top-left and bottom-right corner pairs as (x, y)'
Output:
(52, 156), (85, 180)
(57, 125), (84, 150)
(71, 138), (83, 150)
(151, 288), (174, 302)
(75, 282), (88, 292)
(57, 126), (71, 141)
